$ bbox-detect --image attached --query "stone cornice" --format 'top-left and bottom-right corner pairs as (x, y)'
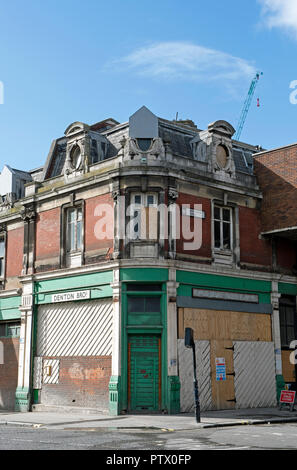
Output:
(19, 256), (297, 285)
(0, 288), (22, 298)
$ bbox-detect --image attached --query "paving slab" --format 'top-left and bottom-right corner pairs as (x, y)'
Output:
(1, 407), (297, 430)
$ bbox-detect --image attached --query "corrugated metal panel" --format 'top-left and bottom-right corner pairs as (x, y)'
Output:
(37, 299), (113, 357)
(178, 339), (212, 411)
(233, 341), (277, 408)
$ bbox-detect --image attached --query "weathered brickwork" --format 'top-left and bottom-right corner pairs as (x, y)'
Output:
(176, 193), (212, 261)
(6, 227), (24, 279)
(35, 207), (60, 272)
(39, 356), (112, 410)
(254, 146), (297, 233)
(239, 206), (272, 268)
(85, 193), (114, 263)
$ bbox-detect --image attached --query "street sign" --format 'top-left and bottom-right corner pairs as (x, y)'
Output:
(51, 290), (90, 303)
(279, 390), (296, 412)
(280, 390), (296, 404)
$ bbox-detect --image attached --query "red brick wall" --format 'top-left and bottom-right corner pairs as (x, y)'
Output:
(39, 356), (111, 410)
(176, 193), (212, 259)
(6, 228), (24, 278)
(0, 338), (19, 410)
(239, 206), (272, 267)
(254, 147), (297, 233)
(85, 194), (114, 261)
(36, 208), (60, 261)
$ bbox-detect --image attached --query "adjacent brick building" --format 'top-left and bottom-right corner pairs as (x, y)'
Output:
(254, 145), (297, 388)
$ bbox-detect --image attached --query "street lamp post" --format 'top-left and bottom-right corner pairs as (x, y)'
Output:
(184, 327), (200, 423)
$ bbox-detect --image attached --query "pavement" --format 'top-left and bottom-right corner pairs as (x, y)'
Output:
(1, 406), (297, 431)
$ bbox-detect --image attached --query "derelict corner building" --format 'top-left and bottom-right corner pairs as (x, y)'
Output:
(0, 105), (296, 414)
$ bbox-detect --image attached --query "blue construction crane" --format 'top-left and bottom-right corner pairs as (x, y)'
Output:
(234, 72), (263, 141)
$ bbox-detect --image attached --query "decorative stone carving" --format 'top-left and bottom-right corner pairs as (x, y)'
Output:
(190, 120), (236, 178)
(0, 222), (7, 233)
(112, 189), (121, 201)
(65, 140), (87, 174)
(0, 193), (15, 212)
(20, 205), (36, 221)
(212, 139), (235, 176)
(168, 187), (179, 205)
(63, 122), (92, 177)
(124, 137), (165, 161)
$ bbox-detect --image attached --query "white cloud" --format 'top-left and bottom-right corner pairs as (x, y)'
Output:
(259, 0), (297, 37)
(112, 41), (256, 85)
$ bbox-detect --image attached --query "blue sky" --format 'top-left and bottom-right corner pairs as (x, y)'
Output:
(0, 0), (297, 171)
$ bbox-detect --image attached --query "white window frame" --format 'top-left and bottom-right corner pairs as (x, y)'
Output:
(130, 193), (158, 240)
(213, 205), (233, 253)
(61, 202), (84, 269)
(66, 206), (83, 254)
(0, 321), (21, 338)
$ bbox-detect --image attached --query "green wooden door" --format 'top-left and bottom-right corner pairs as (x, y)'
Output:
(128, 335), (161, 412)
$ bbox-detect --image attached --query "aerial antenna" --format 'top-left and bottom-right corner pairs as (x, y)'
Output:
(234, 72), (263, 141)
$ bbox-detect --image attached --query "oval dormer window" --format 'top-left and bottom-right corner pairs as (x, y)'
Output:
(216, 144), (228, 169)
(71, 146), (82, 170)
(136, 138), (152, 152)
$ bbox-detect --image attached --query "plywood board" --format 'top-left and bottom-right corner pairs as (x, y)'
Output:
(211, 340), (235, 410)
(282, 350), (296, 383)
(178, 308), (272, 342)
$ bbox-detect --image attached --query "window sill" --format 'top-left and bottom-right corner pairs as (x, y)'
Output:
(212, 249), (233, 267)
(66, 252), (83, 268)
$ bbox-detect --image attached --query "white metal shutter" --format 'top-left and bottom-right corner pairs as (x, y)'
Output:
(36, 298), (113, 357)
(178, 339), (213, 412)
(233, 341), (277, 408)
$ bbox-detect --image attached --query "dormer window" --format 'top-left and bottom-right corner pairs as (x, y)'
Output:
(136, 139), (153, 152)
(90, 139), (108, 164)
(71, 146), (82, 170)
(216, 145), (228, 169)
(91, 140), (99, 164)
